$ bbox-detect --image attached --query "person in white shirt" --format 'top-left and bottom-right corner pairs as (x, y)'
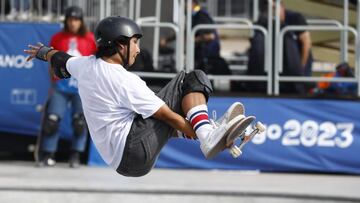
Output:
(24, 16), (244, 177)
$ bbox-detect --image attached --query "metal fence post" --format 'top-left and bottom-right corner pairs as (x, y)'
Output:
(253, 0), (259, 22)
(99, 0), (105, 19)
(135, 0), (141, 21)
(339, 0), (349, 62)
(341, 0), (349, 63)
(266, 0), (273, 95)
(105, 0), (111, 17)
(177, 0), (185, 72)
(1, 0), (5, 21)
(129, 0), (135, 19)
(274, 0), (281, 95)
(152, 0), (161, 70)
(357, 0), (360, 97)
(185, 0), (192, 72)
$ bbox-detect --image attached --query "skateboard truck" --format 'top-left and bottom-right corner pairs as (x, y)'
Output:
(229, 121), (266, 158)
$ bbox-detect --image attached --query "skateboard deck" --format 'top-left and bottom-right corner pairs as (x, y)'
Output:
(34, 100), (49, 164)
(206, 116), (255, 159)
(226, 116), (255, 145)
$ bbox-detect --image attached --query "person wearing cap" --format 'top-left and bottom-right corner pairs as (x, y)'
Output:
(25, 16), (245, 177)
(36, 6), (96, 168)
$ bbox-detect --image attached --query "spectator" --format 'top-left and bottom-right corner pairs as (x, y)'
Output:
(37, 6), (96, 168)
(6, 0), (30, 21)
(41, 0), (69, 22)
(161, 0), (230, 75)
(247, 0), (313, 93)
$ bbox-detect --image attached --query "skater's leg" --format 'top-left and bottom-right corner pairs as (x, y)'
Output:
(180, 70), (214, 143)
(118, 70), (216, 176)
(117, 71), (211, 176)
(181, 92), (206, 113)
(181, 92), (213, 142)
(180, 70), (244, 158)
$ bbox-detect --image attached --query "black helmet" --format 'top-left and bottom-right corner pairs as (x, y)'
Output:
(95, 16), (143, 48)
(65, 6), (83, 19)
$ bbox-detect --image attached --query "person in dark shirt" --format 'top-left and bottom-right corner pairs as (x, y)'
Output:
(191, 0), (220, 61)
(281, 5), (313, 77)
(247, 0), (313, 93)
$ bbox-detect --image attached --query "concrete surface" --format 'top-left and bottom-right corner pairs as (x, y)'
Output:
(0, 162), (359, 203)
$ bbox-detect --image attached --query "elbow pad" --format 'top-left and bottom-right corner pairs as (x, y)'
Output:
(50, 52), (72, 79)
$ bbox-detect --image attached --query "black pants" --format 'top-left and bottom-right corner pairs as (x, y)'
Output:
(117, 70), (212, 177)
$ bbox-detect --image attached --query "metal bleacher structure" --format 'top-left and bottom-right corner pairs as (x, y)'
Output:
(1, 0), (360, 96)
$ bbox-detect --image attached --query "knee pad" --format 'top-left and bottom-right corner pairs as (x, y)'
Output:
(72, 113), (86, 136)
(42, 114), (60, 136)
(182, 70), (213, 101)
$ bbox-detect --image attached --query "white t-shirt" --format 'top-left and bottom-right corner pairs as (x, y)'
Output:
(66, 56), (165, 169)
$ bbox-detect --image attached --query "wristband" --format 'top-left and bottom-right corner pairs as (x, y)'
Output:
(36, 46), (54, 61)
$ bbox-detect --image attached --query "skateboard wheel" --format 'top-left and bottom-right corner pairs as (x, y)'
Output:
(229, 145), (242, 158)
(255, 121), (266, 133)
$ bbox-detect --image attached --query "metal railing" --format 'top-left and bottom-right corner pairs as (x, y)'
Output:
(213, 17), (253, 26)
(137, 22), (182, 72)
(274, 25), (360, 96)
(187, 23), (271, 94)
(273, 0), (360, 97)
(307, 19), (343, 27)
(113, 0), (360, 97)
(355, 0), (360, 96)
(135, 0), (185, 72)
(185, 0), (274, 94)
(0, 0), (128, 29)
(342, 0), (349, 63)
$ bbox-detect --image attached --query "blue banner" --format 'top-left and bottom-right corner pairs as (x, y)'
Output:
(0, 23), (68, 136)
(88, 97), (360, 174)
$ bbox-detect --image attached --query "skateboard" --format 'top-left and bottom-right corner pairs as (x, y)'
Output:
(34, 100), (49, 164)
(227, 118), (266, 158)
(206, 115), (254, 159)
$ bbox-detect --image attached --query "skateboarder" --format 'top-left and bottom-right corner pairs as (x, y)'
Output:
(25, 16), (245, 177)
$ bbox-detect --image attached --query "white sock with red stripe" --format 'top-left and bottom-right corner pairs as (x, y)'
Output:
(186, 104), (213, 144)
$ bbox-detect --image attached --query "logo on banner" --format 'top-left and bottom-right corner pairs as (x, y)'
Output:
(0, 55), (33, 69)
(251, 119), (354, 149)
(11, 88), (37, 105)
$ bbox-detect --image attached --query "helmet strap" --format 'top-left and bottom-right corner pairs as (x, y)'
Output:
(116, 39), (130, 69)
(116, 43), (129, 69)
(126, 40), (131, 68)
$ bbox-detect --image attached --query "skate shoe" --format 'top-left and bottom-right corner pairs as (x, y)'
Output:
(200, 115), (244, 159)
(212, 102), (245, 127)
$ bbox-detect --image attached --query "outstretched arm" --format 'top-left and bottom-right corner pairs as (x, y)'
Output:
(24, 42), (73, 79)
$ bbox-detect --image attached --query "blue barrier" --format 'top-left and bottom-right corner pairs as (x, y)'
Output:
(0, 23), (73, 138)
(88, 97), (360, 174)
